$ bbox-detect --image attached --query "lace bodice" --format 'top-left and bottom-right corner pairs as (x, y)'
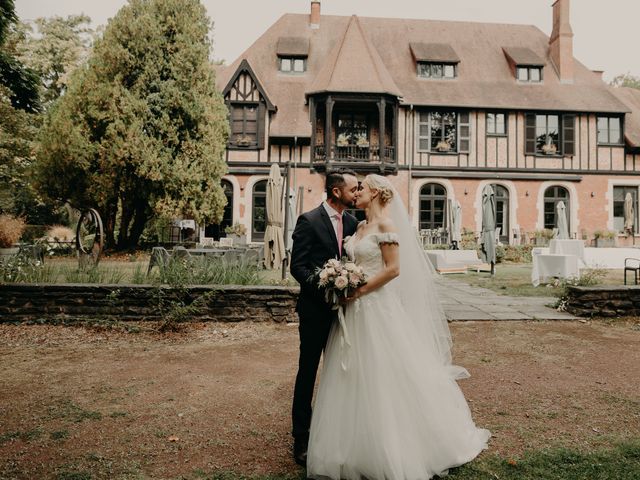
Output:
(344, 230), (399, 277)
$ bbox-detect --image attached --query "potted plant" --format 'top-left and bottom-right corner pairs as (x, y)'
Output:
(435, 140), (451, 152)
(235, 134), (254, 147)
(0, 214), (26, 261)
(593, 229), (617, 248)
(532, 229), (553, 246)
(224, 222), (247, 245)
(541, 142), (557, 155)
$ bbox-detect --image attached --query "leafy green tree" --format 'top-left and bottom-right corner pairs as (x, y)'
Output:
(16, 14), (93, 107)
(610, 73), (640, 90)
(36, 0), (229, 250)
(0, 0), (40, 112)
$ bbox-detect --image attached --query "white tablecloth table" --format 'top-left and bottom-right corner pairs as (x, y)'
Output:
(531, 253), (580, 287)
(549, 239), (586, 266)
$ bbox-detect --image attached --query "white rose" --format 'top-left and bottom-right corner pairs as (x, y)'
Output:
(326, 267), (335, 276)
(334, 275), (348, 290)
(345, 262), (357, 272)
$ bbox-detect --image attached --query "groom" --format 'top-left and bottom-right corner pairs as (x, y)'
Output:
(290, 168), (360, 467)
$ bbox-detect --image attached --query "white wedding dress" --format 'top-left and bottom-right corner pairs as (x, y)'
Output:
(307, 230), (491, 480)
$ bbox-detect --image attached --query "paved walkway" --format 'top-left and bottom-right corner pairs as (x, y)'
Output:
(435, 276), (577, 321)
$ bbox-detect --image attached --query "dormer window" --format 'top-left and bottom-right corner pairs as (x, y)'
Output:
(517, 66), (543, 83)
(276, 36), (309, 74)
(417, 62), (456, 79)
(410, 42), (460, 80)
(279, 56), (306, 73)
(503, 47), (545, 84)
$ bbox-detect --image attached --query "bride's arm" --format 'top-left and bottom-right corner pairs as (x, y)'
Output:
(351, 219), (399, 299)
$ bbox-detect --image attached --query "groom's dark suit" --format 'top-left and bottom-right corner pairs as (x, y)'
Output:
(290, 203), (358, 445)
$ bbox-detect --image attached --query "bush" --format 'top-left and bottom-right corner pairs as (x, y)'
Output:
(594, 229), (617, 240)
(0, 215), (26, 248)
(225, 222), (247, 236)
(501, 245), (533, 263)
(45, 225), (75, 242)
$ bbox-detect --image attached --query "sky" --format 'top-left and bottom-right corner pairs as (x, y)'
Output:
(15, 0), (640, 82)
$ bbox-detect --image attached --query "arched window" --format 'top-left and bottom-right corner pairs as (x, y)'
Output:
(491, 184), (510, 243)
(419, 183), (447, 230)
(544, 186), (570, 231)
(252, 180), (267, 242)
(204, 180), (233, 240)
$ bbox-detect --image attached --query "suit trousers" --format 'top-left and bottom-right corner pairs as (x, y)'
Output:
(291, 304), (335, 442)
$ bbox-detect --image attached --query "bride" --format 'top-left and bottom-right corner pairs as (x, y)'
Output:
(307, 174), (490, 480)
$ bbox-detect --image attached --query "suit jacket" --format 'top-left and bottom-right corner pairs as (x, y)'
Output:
(290, 204), (359, 317)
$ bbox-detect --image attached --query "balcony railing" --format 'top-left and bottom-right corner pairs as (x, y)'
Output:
(313, 144), (396, 163)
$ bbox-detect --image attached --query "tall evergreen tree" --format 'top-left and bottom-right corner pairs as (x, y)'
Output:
(36, 0), (229, 249)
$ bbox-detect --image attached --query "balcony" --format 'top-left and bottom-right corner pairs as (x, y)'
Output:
(308, 93), (399, 174)
(313, 144), (396, 172)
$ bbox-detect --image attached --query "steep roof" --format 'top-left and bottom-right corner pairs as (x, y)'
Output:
(216, 13), (629, 137)
(307, 15), (401, 97)
(609, 86), (640, 148)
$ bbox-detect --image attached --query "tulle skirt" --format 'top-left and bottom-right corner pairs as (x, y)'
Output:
(307, 288), (491, 480)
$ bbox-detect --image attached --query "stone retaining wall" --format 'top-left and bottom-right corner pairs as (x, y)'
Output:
(565, 285), (640, 317)
(0, 284), (300, 322)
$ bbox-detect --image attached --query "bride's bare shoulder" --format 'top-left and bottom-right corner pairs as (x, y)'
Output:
(378, 217), (397, 233)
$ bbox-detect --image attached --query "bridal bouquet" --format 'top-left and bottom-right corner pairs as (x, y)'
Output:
(316, 258), (366, 309)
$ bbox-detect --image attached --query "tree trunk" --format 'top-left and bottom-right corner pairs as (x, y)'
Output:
(127, 202), (149, 250)
(116, 197), (135, 250)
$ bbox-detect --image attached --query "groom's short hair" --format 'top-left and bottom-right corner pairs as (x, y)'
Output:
(326, 168), (357, 200)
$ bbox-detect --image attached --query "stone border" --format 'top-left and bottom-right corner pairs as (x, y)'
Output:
(565, 285), (640, 317)
(0, 283), (300, 323)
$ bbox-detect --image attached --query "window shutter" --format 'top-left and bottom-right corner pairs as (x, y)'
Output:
(562, 114), (575, 156)
(458, 111), (470, 153)
(525, 113), (536, 155)
(257, 103), (266, 149)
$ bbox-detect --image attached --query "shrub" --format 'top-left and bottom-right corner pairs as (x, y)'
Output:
(224, 222), (247, 236)
(45, 225), (75, 242)
(593, 229), (617, 240)
(0, 215), (26, 248)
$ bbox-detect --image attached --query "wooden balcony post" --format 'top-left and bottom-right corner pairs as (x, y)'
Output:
(309, 97), (316, 161)
(378, 98), (386, 172)
(325, 96), (334, 163)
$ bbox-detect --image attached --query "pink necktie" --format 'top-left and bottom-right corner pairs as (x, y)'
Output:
(335, 214), (343, 257)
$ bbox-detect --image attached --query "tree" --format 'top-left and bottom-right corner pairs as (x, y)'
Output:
(0, 0), (40, 112)
(36, 0), (229, 250)
(610, 73), (640, 90)
(16, 14), (93, 107)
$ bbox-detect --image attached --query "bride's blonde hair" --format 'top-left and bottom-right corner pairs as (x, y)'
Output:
(364, 174), (394, 206)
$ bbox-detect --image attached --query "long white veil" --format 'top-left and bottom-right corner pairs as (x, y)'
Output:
(368, 174), (469, 380)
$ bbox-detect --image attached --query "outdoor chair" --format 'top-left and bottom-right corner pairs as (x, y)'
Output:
(172, 245), (192, 261)
(624, 258), (640, 285)
(242, 249), (260, 268)
(219, 237), (234, 248)
(147, 246), (171, 275)
(222, 250), (240, 266)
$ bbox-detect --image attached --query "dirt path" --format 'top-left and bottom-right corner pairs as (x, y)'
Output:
(1, 319), (639, 479)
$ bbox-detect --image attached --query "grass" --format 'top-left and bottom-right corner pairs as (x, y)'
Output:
(180, 441), (640, 480)
(1, 257), (297, 286)
(453, 264), (625, 297)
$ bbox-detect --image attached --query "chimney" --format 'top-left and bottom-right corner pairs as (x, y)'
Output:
(549, 0), (574, 84)
(310, 1), (320, 29)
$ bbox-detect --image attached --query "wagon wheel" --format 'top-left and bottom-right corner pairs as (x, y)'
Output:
(76, 208), (104, 266)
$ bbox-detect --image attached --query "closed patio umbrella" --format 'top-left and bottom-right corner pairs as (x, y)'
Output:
(264, 163), (285, 269)
(450, 199), (462, 248)
(556, 201), (569, 239)
(480, 185), (496, 271)
(624, 192), (635, 234)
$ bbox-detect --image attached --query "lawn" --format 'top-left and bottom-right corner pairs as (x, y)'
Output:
(450, 263), (625, 297)
(1, 319), (639, 479)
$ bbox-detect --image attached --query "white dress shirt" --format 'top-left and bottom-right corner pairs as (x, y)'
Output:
(322, 201), (342, 240)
